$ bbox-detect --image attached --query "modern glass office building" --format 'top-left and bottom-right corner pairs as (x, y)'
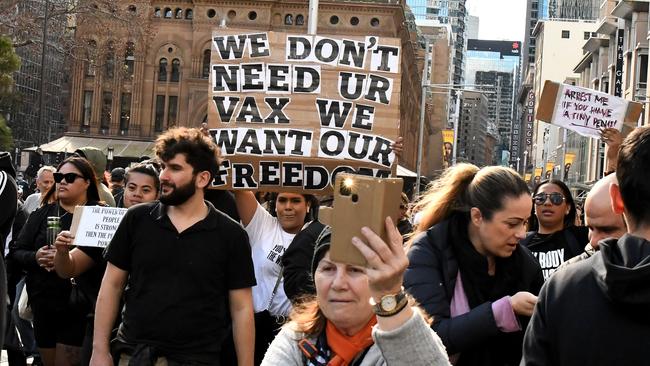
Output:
(523, 0), (598, 66)
(407, 0), (467, 86)
(465, 40), (522, 86)
(464, 40), (522, 164)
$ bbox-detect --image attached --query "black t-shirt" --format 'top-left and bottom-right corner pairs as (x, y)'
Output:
(204, 189), (240, 222)
(76, 246), (106, 305)
(524, 226), (588, 280)
(104, 201), (256, 364)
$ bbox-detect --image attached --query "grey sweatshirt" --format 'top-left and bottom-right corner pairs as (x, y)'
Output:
(261, 308), (451, 366)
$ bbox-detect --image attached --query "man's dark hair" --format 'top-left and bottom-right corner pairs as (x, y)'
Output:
(617, 126), (650, 226)
(154, 127), (221, 181)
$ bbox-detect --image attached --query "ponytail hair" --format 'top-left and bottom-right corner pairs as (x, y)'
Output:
(409, 164), (529, 247)
(410, 164), (478, 240)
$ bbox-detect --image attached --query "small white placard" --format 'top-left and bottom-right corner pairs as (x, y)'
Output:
(69, 206), (128, 248)
(551, 84), (627, 138)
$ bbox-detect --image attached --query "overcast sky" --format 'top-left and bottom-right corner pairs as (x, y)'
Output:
(466, 0), (526, 42)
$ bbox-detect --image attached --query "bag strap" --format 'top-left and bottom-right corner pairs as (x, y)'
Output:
(267, 265), (284, 311)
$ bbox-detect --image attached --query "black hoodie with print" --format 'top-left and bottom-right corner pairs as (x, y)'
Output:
(522, 234), (650, 365)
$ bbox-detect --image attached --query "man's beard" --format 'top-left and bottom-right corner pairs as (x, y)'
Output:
(159, 178), (196, 206)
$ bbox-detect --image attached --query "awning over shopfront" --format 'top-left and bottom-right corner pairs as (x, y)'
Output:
(25, 136), (156, 159)
(27, 136), (426, 178)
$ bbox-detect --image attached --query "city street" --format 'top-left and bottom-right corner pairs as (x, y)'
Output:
(1, 0), (649, 366)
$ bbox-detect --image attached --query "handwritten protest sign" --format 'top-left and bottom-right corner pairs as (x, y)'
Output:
(207, 30), (401, 194)
(537, 81), (642, 138)
(69, 206), (127, 248)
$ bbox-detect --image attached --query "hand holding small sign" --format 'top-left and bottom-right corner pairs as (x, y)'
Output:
(600, 128), (623, 174)
(54, 230), (74, 253)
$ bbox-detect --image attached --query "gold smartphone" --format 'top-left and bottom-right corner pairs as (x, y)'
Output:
(329, 173), (403, 266)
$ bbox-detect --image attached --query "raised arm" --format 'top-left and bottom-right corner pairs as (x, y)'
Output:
(353, 217), (451, 365)
(234, 191), (259, 226)
(601, 128), (622, 174)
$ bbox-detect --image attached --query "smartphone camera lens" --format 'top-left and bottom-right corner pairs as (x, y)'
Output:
(351, 194), (359, 203)
(340, 177), (354, 196)
(340, 185), (352, 196)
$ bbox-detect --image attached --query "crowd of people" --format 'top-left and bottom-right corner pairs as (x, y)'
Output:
(0, 124), (647, 366)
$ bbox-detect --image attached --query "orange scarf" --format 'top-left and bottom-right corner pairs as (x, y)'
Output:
(325, 316), (377, 366)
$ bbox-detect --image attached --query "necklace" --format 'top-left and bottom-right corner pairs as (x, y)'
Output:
(56, 200), (86, 219)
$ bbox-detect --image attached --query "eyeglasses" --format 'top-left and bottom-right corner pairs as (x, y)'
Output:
(53, 172), (84, 184)
(533, 192), (566, 206)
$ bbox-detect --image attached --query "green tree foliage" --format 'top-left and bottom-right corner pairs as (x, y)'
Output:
(0, 116), (13, 150)
(0, 35), (20, 150)
(0, 36), (20, 91)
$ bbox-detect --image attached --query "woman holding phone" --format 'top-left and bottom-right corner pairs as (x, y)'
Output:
(262, 219), (451, 365)
(13, 157), (102, 366)
(404, 164), (543, 366)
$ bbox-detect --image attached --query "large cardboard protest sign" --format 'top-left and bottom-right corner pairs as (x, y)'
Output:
(207, 30), (401, 194)
(537, 81), (642, 138)
(69, 206), (128, 248)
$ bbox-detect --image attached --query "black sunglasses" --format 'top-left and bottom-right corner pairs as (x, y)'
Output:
(533, 192), (566, 206)
(53, 172), (85, 184)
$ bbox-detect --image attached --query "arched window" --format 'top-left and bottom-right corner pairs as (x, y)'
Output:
(202, 49), (211, 78)
(171, 58), (180, 82)
(154, 7), (161, 17)
(124, 42), (135, 78)
(164, 8), (172, 18)
(296, 14), (304, 25)
(284, 14), (293, 25)
(175, 8), (182, 19)
(158, 58), (168, 81)
(104, 42), (115, 79)
(185, 9), (193, 19)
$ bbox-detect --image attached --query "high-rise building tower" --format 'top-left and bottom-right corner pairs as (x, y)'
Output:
(465, 40), (521, 165)
(522, 0), (598, 67)
(408, 0), (467, 86)
(466, 15), (479, 39)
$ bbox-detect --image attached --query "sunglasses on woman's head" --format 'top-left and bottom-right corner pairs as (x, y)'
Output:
(53, 172), (84, 184)
(533, 192), (566, 206)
